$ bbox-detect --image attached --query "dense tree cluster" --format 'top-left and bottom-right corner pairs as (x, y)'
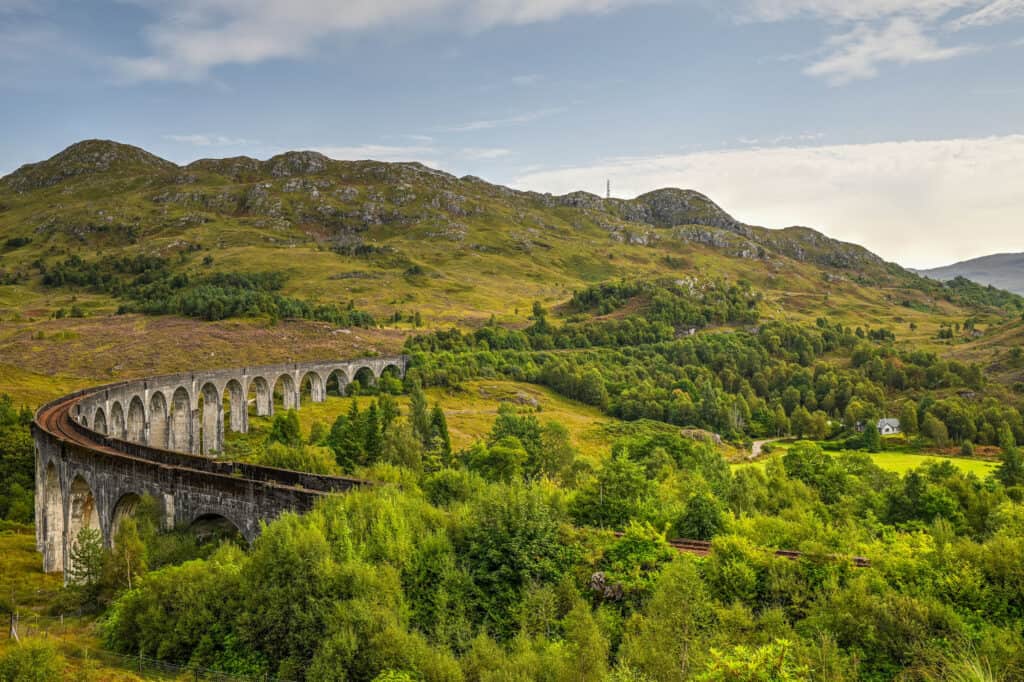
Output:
(0, 393), (34, 523)
(99, 407), (1024, 681)
(407, 314), (1012, 444)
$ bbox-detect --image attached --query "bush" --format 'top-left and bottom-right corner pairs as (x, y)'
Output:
(0, 640), (65, 681)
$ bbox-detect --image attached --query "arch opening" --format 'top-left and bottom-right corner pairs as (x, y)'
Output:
(110, 493), (142, 546)
(149, 391), (169, 448)
(92, 407), (107, 435)
(67, 475), (101, 574)
(248, 376), (272, 418)
(126, 395), (146, 443)
(224, 379), (247, 434)
(300, 371), (325, 405)
(189, 513), (245, 545)
(43, 462), (64, 573)
(378, 364), (404, 394)
(109, 401), (126, 440)
(351, 366), (377, 395)
(169, 387), (192, 453)
(198, 382), (222, 456)
(273, 374), (297, 411)
(327, 369), (349, 397)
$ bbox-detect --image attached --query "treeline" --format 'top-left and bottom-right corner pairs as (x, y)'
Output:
(406, 317), (1011, 443)
(96, 404), (1024, 681)
(38, 254), (375, 325)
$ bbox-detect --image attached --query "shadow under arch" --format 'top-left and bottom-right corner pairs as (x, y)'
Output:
(67, 474), (101, 572)
(326, 368), (349, 397)
(92, 406), (107, 435)
(248, 376), (272, 418)
(188, 512), (246, 545)
(109, 401), (126, 440)
(110, 492), (143, 545)
(149, 391), (169, 448)
(169, 386), (192, 452)
(126, 395), (146, 443)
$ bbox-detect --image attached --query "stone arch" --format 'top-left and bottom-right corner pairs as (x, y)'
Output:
(300, 371), (325, 404)
(189, 512), (246, 544)
(42, 462), (64, 573)
(273, 373), (298, 411)
(92, 406), (107, 435)
(248, 376), (272, 417)
(110, 401), (126, 440)
(224, 379), (248, 434)
(126, 395), (146, 443)
(80, 414), (89, 428)
(198, 382), (223, 456)
(327, 368), (349, 397)
(379, 362), (404, 380)
(110, 492), (142, 545)
(351, 366), (376, 392)
(67, 474), (101, 572)
(169, 387), (192, 453)
(149, 391), (169, 448)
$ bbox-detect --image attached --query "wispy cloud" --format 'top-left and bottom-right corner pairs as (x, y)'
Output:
(165, 133), (259, 147)
(805, 17), (978, 85)
(460, 147), (513, 160)
(735, 1), (1020, 84)
(949, 0), (1024, 28)
(108, 0), (657, 82)
(444, 107), (566, 132)
(312, 144), (439, 166)
(512, 134), (1024, 268)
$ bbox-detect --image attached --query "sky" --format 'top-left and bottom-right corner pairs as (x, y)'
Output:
(2, 0), (1023, 268)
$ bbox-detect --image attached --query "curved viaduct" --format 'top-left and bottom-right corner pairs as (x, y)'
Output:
(32, 356), (407, 576)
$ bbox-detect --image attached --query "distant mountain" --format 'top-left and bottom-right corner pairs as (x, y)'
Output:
(915, 253), (1024, 296)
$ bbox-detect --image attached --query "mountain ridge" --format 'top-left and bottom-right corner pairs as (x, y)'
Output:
(915, 252), (1024, 296)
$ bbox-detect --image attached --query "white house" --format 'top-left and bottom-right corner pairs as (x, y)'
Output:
(877, 418), (901, 436)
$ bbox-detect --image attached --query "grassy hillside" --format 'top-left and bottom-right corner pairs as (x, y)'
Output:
(1, 139), (1021, 402)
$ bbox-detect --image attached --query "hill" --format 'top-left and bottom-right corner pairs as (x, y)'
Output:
(915, 252), (1024, 295)
(1, 139), (1022, 395)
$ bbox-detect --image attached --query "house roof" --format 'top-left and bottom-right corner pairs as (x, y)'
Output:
(877, 418), (900, 429)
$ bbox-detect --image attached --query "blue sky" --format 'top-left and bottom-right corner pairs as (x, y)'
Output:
(2, 0), (1023, 267)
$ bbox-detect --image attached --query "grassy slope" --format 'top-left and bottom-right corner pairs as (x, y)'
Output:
(1, 141), (1018, 406)
(0, 531), (147, 681)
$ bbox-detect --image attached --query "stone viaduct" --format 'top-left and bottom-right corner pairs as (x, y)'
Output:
(32, 356), (407, 577)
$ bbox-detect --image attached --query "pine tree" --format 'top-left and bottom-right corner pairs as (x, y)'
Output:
(364, 402), (382, 462)
(429, 403), (452, 463)
(409, 382), (431, 446)
(378, 393), (400, 430)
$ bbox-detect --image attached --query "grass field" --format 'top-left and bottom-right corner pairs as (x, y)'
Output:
(238, 380), (622, 464)
(733, 449), (999, 476)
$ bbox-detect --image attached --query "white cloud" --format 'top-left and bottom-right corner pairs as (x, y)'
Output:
(444, 107), (566, 132)
(805, 17), (978, 84)
(512, 134), (1024, 268)
(110, 0), (657, 82)
(165, 133), (258, 146)
(460, 147), (513, 159)
(312, 144), (439, 166)
(949, 0), (1024, 28)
